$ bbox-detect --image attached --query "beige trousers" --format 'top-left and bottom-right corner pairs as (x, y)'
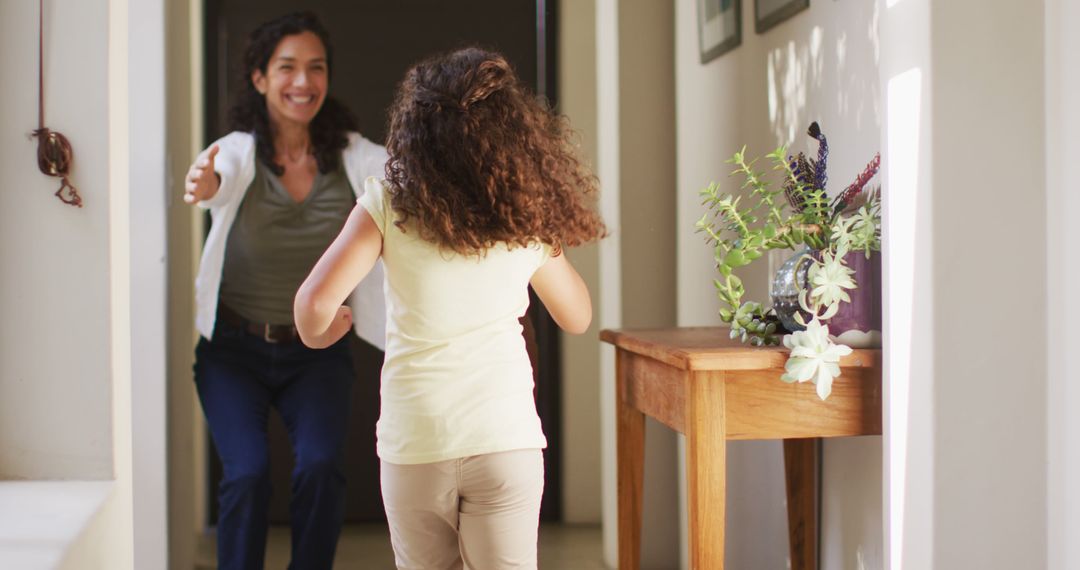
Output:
(380, 449), (545, 570)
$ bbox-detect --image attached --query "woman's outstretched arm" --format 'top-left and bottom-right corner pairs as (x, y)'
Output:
(529, 251), (592, 335)
(295, 205), (383, 348)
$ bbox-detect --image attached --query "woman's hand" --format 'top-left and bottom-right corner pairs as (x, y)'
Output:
(183, 145), (221, 204)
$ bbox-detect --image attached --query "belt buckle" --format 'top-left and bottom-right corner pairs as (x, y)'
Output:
(263, 323), (278, 344)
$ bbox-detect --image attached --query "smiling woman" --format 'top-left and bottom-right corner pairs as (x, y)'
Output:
(181, 11), (389, 570)
(251, 33), (329, 127)
(222, 13), (362, 184)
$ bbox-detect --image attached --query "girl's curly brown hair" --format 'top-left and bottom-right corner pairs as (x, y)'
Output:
(384, 47), (606, 255)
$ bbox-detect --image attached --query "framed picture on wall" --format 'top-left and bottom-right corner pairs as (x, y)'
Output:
(697, 0), (741, 63)
(754, 0), (809, 33)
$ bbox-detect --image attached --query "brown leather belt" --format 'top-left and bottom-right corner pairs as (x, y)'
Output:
(217, 304), (299, 344)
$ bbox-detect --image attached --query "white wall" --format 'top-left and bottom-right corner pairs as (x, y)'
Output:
(878, 0), (934, 567)
(596, 0), (624, 564)
(166, 0), (205, 567)
(881, 0), (1050, 567)
(675, 1), (883, 568)
(1045, 0), (1080, 567)
(129, 0), (169, 566)
(926, 0), (1046, 567)
(558, 0), (604, 525)
(105, 0), (136, 564)
(596, 0), (682, 566)
(0, 0), (163, 567)
(0, 0), (114, 481)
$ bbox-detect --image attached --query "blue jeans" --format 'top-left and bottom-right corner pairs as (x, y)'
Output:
(194, 319), (354, 570)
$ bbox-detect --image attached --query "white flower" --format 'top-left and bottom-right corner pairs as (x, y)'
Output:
(830, 216), (856, 256)
(807, 251), (856, 314)
(849, 203), (882, 254)
(831, 201), (881, 257)
(781, 318), (853, 400)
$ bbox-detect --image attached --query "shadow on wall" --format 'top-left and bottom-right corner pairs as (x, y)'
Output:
(766, 0), (881, 144)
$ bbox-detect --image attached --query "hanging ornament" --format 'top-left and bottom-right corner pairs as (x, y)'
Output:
(31, 0), (82, 207)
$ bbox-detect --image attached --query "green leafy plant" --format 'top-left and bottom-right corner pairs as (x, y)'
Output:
(696, 122), (881, 355)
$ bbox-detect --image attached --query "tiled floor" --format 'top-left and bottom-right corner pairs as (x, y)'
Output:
(197, 522), (607, 569)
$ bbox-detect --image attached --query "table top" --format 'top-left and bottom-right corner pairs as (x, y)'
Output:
(599, 327), (881, 372)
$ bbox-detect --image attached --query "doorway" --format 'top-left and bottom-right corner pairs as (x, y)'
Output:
(201, 0), (563, 525)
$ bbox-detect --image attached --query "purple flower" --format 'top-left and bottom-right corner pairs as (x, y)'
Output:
(807, 122), (829, 190)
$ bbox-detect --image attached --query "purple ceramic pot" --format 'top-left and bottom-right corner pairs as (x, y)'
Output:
(828, 251), (882, 347)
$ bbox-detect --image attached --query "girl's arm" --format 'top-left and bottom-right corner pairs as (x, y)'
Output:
(529, 252), (592, 335)
(295, 205), (383, 348)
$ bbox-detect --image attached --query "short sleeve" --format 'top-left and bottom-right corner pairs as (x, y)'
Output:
(534, 241), (553, 269)
(358, 176), (389, 235)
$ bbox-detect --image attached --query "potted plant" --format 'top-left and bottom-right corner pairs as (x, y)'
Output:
(695, 122), (880, 399)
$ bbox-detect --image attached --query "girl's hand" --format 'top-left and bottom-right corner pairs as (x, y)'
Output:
(299, 305), (353, 349)
(183, 145), (221, 204)
(323, 305), (354, 347)
(295, 204), (383, 348)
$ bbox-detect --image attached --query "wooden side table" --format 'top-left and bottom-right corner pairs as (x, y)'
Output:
(600, 327), (882, 570)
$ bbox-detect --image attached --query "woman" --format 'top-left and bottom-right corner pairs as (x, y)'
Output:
(183, 11), (386, 570)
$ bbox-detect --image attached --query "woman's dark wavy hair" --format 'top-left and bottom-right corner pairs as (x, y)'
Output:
(384, 47), (606, 256)
(227, 11), (357, 175)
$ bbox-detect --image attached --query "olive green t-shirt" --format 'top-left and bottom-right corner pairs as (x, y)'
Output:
(219, 160), (354, 325)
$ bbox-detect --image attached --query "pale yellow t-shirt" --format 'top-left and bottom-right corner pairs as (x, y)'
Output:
(357, 177), (550, 465)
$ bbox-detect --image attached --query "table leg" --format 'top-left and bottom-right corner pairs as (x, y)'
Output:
(616, 355), (645, 570)
(686, 371), (727, 569)
(783, 438), (820, 570)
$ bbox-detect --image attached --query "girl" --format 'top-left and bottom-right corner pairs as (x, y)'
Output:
(294, 47), (605, 569)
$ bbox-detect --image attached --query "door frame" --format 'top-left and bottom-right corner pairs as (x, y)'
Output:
(198, 0), (566, 528)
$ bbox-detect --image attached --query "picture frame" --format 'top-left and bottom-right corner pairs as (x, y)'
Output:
(754, 0), (809, 34)
(697, 0), (741, 63)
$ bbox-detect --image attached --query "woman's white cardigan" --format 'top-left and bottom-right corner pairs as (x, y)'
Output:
(193, 131), (388, 350)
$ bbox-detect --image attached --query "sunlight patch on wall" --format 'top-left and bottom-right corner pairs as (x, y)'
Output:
(836, 32), (847, 69)
(869, 2), (881, 64)
(885, 65), (921, 570)
(809, 26), (824, 86)
(767, 38), (815, 144)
